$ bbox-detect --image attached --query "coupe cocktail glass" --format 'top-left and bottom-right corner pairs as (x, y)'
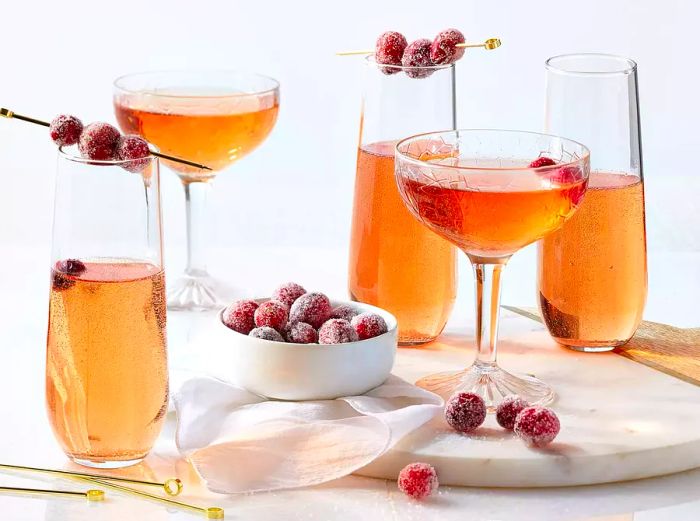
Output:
(395, 130), (590, 407)
(539, 54), (647, 351)
(46, 149), (167, 468)
(113, 71), (280, 311)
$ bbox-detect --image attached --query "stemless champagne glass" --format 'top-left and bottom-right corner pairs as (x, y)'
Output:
(349, 57), (457, 345)
(113, 71), (280, 311)
(539, 54), (647, 352)
(395, 130), (590, 407)
(46, 149), (167, 468)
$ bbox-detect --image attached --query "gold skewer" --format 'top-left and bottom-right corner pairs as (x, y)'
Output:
(0, 107), (212, 171)
(0, 486), (104, 502)
(0, 463), (182, 496)
(336, 37), (501, 56)
(82, 477), (224, 519)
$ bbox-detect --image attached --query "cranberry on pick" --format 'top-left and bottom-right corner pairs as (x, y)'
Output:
(375, 31), (408, 74)
(402, 39), (435, 79)
(117, 135), (151, 173)
(78, 122), (121, 161)
(430, 29), (466, 65)
(397, 462), (439, 500)
(50, 115), (83, 146)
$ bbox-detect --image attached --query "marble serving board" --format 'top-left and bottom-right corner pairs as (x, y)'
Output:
(357, 314), (700, 487)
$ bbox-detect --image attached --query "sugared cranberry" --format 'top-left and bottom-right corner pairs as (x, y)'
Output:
(444, 392), (486, 433)
(289, 292), (332, 329)
(56, 259), (86, 275)
(52, 271), (74, 291)
(496, 395), (529, 430)
(528, 157), (556, 169)
(271, 282), (306, 308)
(430, 29), (466, 65)
(351, 312), (388, 340)
(402, 39), (435, 79)
(78, 122), (121, 161)
(117, 135), (151, 173)
(318, 319), (358, 344)
(254, 300), (289, 332)
(514, 406), (561, 447)
(285, 322), (318, 344)
(330, 304), (358, 322)
(49, 115), (83, 146)
(222, 300), (259, 334)
(397, 462), (438, 500)
(249, 326), (285, 342)
(553, 165), (587, 206)
(375, 31), (408, 75)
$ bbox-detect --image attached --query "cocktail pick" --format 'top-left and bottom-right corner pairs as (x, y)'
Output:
(0, 485), (104, 502)
(82, 477), (224, 519)
(336, 37), (501, 56)
(0, 463), (182, 496)
(0, 107), (212, 171)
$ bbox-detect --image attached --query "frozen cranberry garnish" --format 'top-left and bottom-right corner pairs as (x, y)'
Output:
(51, 271), (74, 291)
(402, 39), (435, 79)
(330, 304), (358, 322)
(351, 312), (388, 340)
(254, 300), (289, 332)
(78, 122), (121, 161)
(318, 319), (359, 344)
(528, 157), (556, 169)
(375, 31), (408, 75)
(514, 406), (561, 447)
(430, 29), (466, 65)
(496, 395), (529, 430)
(271, 282), (306, 308)
(117, 135), (151, 173)
(56, 259), (86, 275)
(222, 300), (259, 334)
(444, 392), (486, 433)
(289, 292), (332, 329)
(285, 322), (318, 344)
(249, 326), (285, 342)
(49, 115), (83, 146)
(397, 462), (438, 500)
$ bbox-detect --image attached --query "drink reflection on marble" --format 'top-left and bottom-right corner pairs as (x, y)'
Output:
(349, 56), (457, 345)
(395, 130), (590, 407)
(114, 71), (280, 311)
(46, 150), (167, 468)
(539, 53), (647, 352)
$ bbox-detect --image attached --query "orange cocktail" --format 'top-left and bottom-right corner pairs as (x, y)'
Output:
(349, 141), (456, 344)
(46, 261), (168, 466)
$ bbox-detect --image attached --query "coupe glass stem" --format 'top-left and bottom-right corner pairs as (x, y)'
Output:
(472, 262), (504, 367)
(183, 180), (211, 277)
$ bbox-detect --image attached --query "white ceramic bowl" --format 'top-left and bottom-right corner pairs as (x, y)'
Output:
(216, 300), (397, 400)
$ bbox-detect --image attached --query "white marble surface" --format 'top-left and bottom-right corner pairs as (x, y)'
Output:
(0, 246), (699, 520)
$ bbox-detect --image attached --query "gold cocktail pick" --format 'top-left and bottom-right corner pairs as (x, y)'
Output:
(336, 37), (501, 56)
(0, 463), (182, 496)
(82, 477), (224, 519)
(0, 485), (104, 502)
(0, 107), (212, 171)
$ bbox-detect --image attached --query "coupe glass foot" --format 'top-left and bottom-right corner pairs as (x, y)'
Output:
(167, 273), (229, 311)
(415, 362), (555, 412)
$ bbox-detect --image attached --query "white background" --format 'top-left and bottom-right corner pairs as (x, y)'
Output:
(1, 0), (698, 324)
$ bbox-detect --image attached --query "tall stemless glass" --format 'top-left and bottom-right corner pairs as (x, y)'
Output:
(113, 71), (280, 311)
(46, 149), (167, 468)
(539, 54), (647, 352)
(348, 57), (457, 345)
(395, 130), (590, 407)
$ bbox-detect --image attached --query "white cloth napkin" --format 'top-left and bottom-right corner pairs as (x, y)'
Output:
(173, 375), (443, 494)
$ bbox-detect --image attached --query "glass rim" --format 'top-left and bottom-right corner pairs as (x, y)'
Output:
(364, 55), (454, 72)
(113, 70), (280, 99)
(57, 145), (159, 167)
(395, 129), (590, 172)
(545, 53), (637, 77)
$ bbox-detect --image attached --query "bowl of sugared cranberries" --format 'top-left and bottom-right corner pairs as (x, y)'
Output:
(217, 283), (397, 400)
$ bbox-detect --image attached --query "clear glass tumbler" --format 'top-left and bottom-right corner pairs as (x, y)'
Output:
(348, 57), (457, 346)
(46, 148), (168, 468)
(539, 54), (648, 352)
